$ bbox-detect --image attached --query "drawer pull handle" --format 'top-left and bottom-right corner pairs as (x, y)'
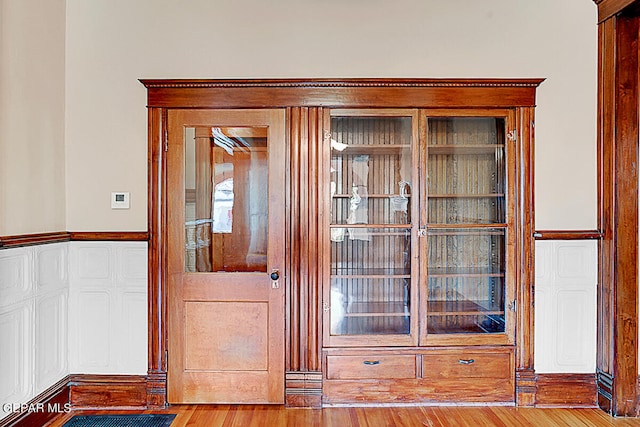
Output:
(458, 359), (475, 365)
(363, 360), (381, 366)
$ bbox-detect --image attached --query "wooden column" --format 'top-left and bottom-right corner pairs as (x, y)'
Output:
(516, 107), (537, 406)
(146, 107), (168, 407)
(285, 107), (324, 407)
(596, 2), (640, 416)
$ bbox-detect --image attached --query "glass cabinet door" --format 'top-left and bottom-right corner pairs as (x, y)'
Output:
(327, 110), (418, 346)
(423, 114), (514, 344)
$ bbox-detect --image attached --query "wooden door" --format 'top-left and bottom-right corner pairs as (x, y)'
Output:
(167, 109), (286, 404)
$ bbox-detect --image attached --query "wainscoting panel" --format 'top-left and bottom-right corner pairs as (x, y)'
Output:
(0, 243), (68, 422)
(69, 242), (147, 375)
(0, 303), (33, 419)
(534, 241), (597, 373)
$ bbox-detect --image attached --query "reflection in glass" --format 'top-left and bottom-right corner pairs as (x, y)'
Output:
(330, 117), (413, 226)
(329, 226), (412, 336)
(427, 117), (505, 225)
(426, 228), (506, 334)
(184, 126), (268, 273)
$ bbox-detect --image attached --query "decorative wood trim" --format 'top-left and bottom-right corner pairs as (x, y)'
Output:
(596, 10), (640, 416)
(597, 369), (614, 408)
(0, 231), (70, 249)
(141, 78), (545, 89)
(515, 107), (537, 407)
(596, 0), (638, 23)
(533, 230), (602, 240)
(0, 376), (70, 427)
(516, 369), (538, 407)
(285, 372), (323, 408)
(70, 231), (149, 241)
(140, 78), (543, 110)
(535, 374), (597, 407)
(287, 107), (323, 374)
(147, 107), (168, 407)
(0, 231), (149, 250)
(68, 374), (147, 409)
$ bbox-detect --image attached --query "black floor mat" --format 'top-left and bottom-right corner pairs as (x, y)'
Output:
(62, 414), (176, 427)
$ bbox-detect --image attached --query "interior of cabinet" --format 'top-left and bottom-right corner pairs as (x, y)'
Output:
(327, 113), (510, 342)
(425, 117), (507, 335)
(329, 114), (415, 339)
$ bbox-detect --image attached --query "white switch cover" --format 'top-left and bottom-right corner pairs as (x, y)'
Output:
(111, 192), (130, 209)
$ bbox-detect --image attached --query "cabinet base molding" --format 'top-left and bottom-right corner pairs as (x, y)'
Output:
(0, 376), (70, 427)
(596, 369), (614, 412)
(516, 369), (537, 407)
(285, 372), (323, 407)
(535, 374), (597, 407)
(69, 374), (148, 409)
(146, 371), (168, 408)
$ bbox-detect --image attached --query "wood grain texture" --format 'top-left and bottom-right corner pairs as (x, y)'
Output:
(612, 12), (639, 416)
(515, 107), (537, 407)
(146, 107), (168, 408)
(536, 374), (598, 408)
(596, 11), (640, 416)
(533, 230), (602, 240)
(140, 79), (543, 109)
(285, 372), (322, 408)
(597, 0), (638, 22)
(68, 375), (147, 409)
(44, 405), (640, 427)
(287, 107), (324, 374)
(0, 231), (70, 248)
(597, 15), (617, 414)
(69, 232), (149, 241)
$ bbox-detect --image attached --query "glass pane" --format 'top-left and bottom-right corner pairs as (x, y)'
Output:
(427, 228), (505, 334)
(331, 116), (412, 225)
(184, 126), (268, 273)
(330, 227), (411, 336)
(427, 117), (505, 225)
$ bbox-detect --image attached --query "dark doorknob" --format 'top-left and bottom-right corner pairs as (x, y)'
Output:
(270, 271), (279, 281)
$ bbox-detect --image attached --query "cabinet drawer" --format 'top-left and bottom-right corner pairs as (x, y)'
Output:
(327, 355), (416, 380)
(422, 351), (512, 380)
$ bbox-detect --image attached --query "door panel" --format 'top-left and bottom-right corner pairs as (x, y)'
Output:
(167, 109), (285, 404)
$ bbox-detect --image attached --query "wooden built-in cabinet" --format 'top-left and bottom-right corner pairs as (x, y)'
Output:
(141, 78), (542, 407)
(322, 108), (519, 404)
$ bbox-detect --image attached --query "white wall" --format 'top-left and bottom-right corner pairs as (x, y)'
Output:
(68, 241), (148, 375)
(64, 0), (598, 231)
(535, 240), (598, 373)
(0, 243), (68, 421)
(0, 0), (66, 235)
(0, 241), (148, 422)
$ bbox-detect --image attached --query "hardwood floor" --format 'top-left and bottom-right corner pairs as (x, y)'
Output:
(44, 405), (640, 427)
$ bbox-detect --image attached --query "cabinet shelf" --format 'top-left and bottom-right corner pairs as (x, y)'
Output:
(333, 194), (412, 199)
(428, 193), (503, 198)
(333, 275), (410, 279)
(333, 144), (411, 155)
(427, 144), (504, 155)
(342, 302), (409, 317)
(427, 299), (503, 317)
(428, 268), (504, 278)
(426, 225), (506, 234)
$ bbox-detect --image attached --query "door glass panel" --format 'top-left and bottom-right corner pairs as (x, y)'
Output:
(426, 228), (506, 334)
(329, 115), (413, 338)
(184, 126), (268, 273)
(427, 117), (505, 225)
(426, 115), (508, 335)
(331, 116), (412, 225)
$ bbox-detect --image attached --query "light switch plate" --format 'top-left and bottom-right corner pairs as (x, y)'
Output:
(111, 192), (130, 209)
